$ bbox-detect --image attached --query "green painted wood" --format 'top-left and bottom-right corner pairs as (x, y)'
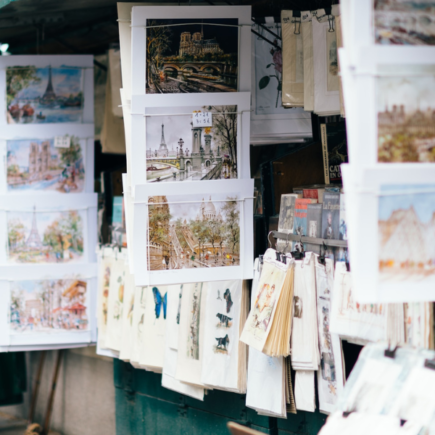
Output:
(114, 360), (327, 435)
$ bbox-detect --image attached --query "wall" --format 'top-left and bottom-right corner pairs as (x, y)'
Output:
(114, 359), (327, 435)
(3, 347), (116, 435)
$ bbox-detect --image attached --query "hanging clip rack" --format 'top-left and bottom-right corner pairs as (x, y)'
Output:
(251, 18), (281, 50)
(272, 231), (348, 249)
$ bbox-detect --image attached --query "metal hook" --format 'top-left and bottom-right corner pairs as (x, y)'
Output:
(267, 231), (274, 249)
(328, 14), (335, 32)
(284, 234), (291, 253)
(292, 18), (301, 35)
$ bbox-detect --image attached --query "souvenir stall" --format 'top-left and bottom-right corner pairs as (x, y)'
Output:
(0, 0), (434, 434)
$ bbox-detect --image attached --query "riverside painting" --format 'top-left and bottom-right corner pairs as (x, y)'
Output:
(7, 137), (85, 192)
(6, 65), (84, 124)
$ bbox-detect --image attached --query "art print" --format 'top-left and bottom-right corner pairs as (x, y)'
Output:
(9, 279), (88, 333)
(378, 184), (435, 283)
(146, 19), (238, 94)
(8, 207), (84, 264)
(147, 193), (240, 271)
(146, 105), (238, 182)
(377, 71), (435, 163)
(374, 0), (435, 45)
(7, 136), (85, 192)
(7, 66), (84, 124)
(326, 29), (339, 93)
(187, 282), (202, 360)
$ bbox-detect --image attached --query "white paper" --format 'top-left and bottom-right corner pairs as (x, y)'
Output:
(119, 263), (136, 361)
(295, 370), (315, 412)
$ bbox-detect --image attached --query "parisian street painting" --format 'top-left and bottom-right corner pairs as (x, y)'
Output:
(7, 65), (84, 124)
(378, 184), (435, 282)
(147, 193), (240, 271)
(377, 72), (435, 162)
(8, 208), (84, 263)
(9, 279), (88, 333)
(146, 18), (238, 93)
(374, 0), (435, 45)
(7, 137), (84, 192)
(146, 105), (237, 182)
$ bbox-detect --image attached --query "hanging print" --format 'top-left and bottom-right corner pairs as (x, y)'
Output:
(6, 66), (84, 124)
(146, 19), (238, 94)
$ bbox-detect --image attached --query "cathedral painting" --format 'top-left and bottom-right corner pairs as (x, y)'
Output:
(146, 18), (238, 94)
(378, 184), (435, 282)
(6, 65), (84, 124)
(147, 193), (240, 271)
(7, 207), (85, 263)
(377, 71), (435, 162)
(7, 137), (85, 192)
(9, 279), (89, 333)
(146, 105), (238, 182)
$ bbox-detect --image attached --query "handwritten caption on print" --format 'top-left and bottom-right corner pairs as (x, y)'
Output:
(192, 112), (212, 128)
(54, 136), (71, 148)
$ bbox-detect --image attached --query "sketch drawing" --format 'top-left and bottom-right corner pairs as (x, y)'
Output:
(146, 105), (238, 182)
(378, 184), (435, 282)
(7, 137), (85, 192)
(374, 0), (435, 45)
(214, 334), (229, 353)
(146, 18), (238, 94)
(8, 207), (84, 263)
(187, 283), (202, 360)
(216, 313), (232, 328)
(147, 194), (240, 271)
(7, 66), (84, 124)
(377, 73), (435, 162)
(9, 279), (88, 333)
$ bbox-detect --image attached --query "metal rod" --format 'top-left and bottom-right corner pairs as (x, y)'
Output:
(28, 351), (46, 424)
(43, 350), (64, 435)
(251, 18), (281, 40)
(251, 28), (281, 50)
(273, 231), (348, 248)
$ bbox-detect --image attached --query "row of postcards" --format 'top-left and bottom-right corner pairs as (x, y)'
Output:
(0, 54), (98, 351)
(338, 0), (435, 304)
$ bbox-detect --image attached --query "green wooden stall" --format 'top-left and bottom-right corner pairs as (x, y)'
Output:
(114, 360), (326, 435)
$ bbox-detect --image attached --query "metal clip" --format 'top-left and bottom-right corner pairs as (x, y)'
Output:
(384, 344), (399, 359)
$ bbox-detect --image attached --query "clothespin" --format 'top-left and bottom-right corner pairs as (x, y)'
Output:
(342, 410), (354, 418)
(317, 241), (327, 265)
(384, 343), (399, 359)
(424, 357), (435, 370)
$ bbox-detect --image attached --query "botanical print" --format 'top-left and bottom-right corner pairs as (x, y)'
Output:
(326, 30), (339, 92)
(7, 66), (83, 124)
(8, 207), (84, 263)
(378, 184), (435, 281)
(377, 72), (435, 162)
(7, 137), (85, 192)
(188, 282), (202, 360)
(374, 0), (435, 45)
(111, 268), (125, 322)
(146, 105), (237, 182)
(147, 194), (240, 270)
(9, 279), (88, 333)
(256, 24), (283, 111)
(146, 19), (238, 93)
(101, 264), (111, 326)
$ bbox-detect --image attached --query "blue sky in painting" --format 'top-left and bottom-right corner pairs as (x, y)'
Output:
(379, 184), (435, 223)
(11, 280), (40, 294)
(14, 67), (82, 99)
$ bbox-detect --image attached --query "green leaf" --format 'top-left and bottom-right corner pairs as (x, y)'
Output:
(259, 76), (270, 89)
(266, 63), (274, 68)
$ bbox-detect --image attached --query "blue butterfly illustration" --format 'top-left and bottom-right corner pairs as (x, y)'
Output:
(152, 287), (167, 319)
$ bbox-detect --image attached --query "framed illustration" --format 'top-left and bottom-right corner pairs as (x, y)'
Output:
(342, 164), (435, 303)
(0, 55), (94, 126)
(0, 193), (97, 265)
(0, 263), (97, 347)
(0, 124), (94, 194)
(340, 49), (435, 172)
(132, 178), (254, 286)
(250, 20), (312, 144)
(130, 92), (250, 188)
(131, 6), (251, 95)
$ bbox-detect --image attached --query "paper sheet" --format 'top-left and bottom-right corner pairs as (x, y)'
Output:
(302, 13), (314, 112)
(295, 370), (315, 412)
(119, 263), (136, 361)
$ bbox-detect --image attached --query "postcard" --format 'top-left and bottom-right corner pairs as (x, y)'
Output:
(0, 263), (97, 346)
(132, 179), (254, 286)
(0, 193), (97, 265)
(0, 55), (94, 126)
(131, 6), (251, 95)
(130, 92), (250, 187)
(0, 124), (94, 194)
(342, 164), (435, 303)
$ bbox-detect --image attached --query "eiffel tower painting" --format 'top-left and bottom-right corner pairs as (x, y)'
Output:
(41, 65), (56, 101)
(26, 206), (43, 249)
